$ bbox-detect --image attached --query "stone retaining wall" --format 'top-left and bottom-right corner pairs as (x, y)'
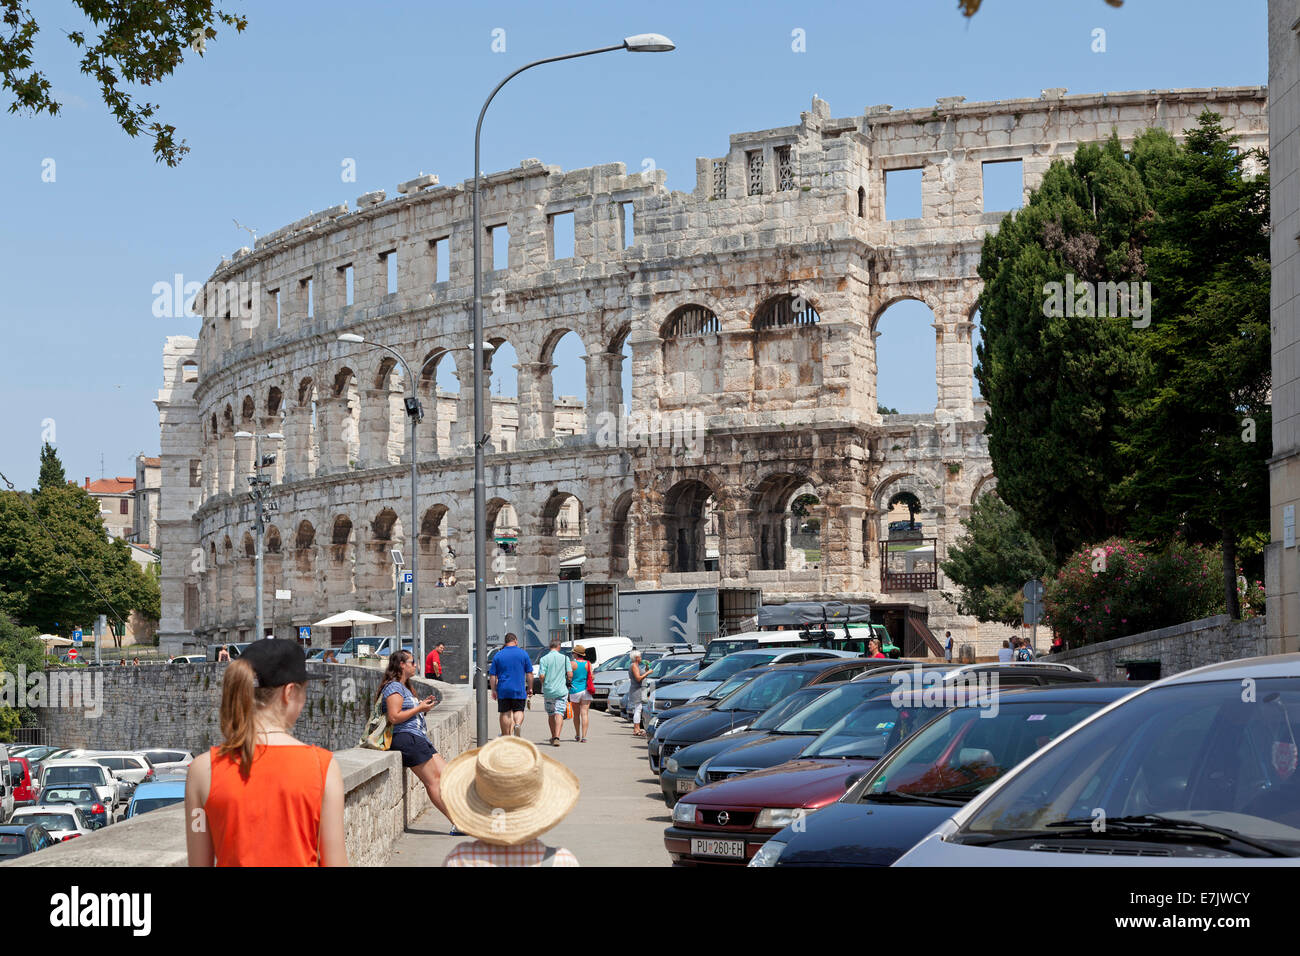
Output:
(1042, 615), (1270, 680)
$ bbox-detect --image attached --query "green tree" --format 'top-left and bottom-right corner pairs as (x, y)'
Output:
(941, 494), (1054, 625)
(974, 136), (1152, 562)
(0, 446), (159, 634)
(0, 612), (44, 739)
(1115, 114), (1271, 618)
(37, 442), (65, 490)
(1, 1), (247, 165)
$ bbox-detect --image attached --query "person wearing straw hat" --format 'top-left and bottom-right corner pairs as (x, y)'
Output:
(442, 736), (580, 867)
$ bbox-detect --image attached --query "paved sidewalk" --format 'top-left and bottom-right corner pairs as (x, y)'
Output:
(390, 702), (672, 867)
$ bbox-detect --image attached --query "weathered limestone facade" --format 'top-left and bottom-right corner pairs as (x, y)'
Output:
(157, 86), (1268, 655)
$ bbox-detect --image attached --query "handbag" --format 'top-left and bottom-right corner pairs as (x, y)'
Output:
(360, 689), (393, 750)
(585, 661), (595, 696)
(565, 700), (574, 720)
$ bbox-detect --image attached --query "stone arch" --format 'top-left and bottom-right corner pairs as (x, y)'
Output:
(609, 489), (636, 579)
(242, 531), (256, 558)
(419, 503), (456, 591)
(537, 488), (586, 579)
(266, 525), (282, 553)
(484, 337), (518, 451)
(294, 520), (316, 575)
(240, 395), (255, 422)
(869, 290), (943, 331)
(663, 477), (724, 574)
(267, 386), (283, 417)
(660, 304), (720, 339)
(291, 376), (319, 479)
(750, 472), (824, 571)
(660, 302), (725, 404)
(541, 328), (587, 440)
(419, 346), (459, 457)
(328, 367), (361, 469)
(363, 507), (402, 595)
(872, 295), (939, 414)
(368, 356), (406, 466)
(971, 472), (997, 503)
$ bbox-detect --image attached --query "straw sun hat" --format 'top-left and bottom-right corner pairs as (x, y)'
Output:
(441, 737), (580, 845)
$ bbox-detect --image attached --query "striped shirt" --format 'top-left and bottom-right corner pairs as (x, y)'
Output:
(442, 839), (580, 867)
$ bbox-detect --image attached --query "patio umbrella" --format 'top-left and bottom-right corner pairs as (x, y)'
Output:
(38, 634), (73, 647)
(312, 610), (392, 627)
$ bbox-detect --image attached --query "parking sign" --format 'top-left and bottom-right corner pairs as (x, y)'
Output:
(402, 571), (414, 584)
(72, 628), (83, 646)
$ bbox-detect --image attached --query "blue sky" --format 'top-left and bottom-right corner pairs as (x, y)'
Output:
(0, 0), (1267, 489)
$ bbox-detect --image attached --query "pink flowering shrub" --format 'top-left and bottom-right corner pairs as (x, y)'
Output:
(1045, 537), (1224, 646)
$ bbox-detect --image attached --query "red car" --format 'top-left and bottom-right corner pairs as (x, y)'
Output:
(664, 692), (947, 865)
(8, 757), (34, 808)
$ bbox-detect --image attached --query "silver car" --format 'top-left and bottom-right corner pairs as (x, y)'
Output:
(895, 654), (1300, 866)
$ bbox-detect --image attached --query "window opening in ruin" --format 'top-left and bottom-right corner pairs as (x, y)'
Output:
(747, 150), (764, 196)
(874, 299), (937, 413)
(271, 289), (280, 330)
(776, 146), (795, 191)
(665, 481), (718, 574)
(341, 264), (354, 306)
(383, 250), (398, 295)
(857, 186), (866, 218)
(549, 331), (586, 439)
(753, 294), (820, 330)
(302, 276), (313, 318)
(663, 304), (719, 338)
(189, 459), (202, 488)
(549, 211), (574, 260)
(489, 224), (509, 271)
(620, 203), (634, 248)
(885, 168), (922, 220)
(972, 308), (984, 399)
(712, 160), (728, 199)
(488, 340), (518, 450)
(432, 237), (450, 283)
(982, 159), (1023, 212)
(181, 361), (198, 383)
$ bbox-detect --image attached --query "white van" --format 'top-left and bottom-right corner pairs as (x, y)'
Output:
(560, 636), (633, 668)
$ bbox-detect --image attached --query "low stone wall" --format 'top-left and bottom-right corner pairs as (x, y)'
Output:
(9, 676), (475, 867)
(1042, 615), (1270, 680)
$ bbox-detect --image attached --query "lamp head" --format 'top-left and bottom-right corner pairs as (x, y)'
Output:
(337, 333), (365, 344)
(624, 33), (675, 52)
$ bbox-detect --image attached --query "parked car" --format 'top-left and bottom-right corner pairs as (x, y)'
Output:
(647, 648), (860, 727)
(896, 654), (1300, 866)
(0, 746), (12, 822)
(37, 759), (121, 813)
(592, 649), (686, 710)
(663, 689), (957, 865)
(207, 642), (251, 661)
(125, 780), (187, 819)
(168, 654), (207, 664)
(699, 630), (844, 667)
(607, 652), (703, 716)
(85, 752), (157, 787)
(10, 805), (93, 842)
(752, 682), (1142, 866)
(559, 636), (634, 668)
(0, 823), (56, 858)
(138, 749), (195, 774)
(660, 666), (949, 805)
(647, 671), (773, 763)
(333, 635), (411, 663)
(36, 785), (110, 830)
(8, 756), (34, 809)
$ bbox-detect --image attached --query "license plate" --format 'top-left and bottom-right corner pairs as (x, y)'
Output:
(691, 838), (744, 859)
(675, 778), (695, 793)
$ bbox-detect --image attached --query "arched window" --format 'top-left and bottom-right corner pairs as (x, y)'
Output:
(857, 186), (866, 219)
(754, 294), (820, 331)
(661, 304), (719, 338)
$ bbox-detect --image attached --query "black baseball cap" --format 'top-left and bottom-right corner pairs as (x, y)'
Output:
(240, 638), (328, 687)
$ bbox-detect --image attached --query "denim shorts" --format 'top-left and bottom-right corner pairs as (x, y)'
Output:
(391, 730), (436, 768)
(544, 696), (568, 716)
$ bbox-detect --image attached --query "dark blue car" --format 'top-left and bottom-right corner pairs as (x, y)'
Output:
(751, 682), (1143, 866)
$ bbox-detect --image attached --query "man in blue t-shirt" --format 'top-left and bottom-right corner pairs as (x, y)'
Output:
(488, 632), (534, 738)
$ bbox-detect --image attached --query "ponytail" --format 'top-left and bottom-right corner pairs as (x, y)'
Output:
(218, 658), (258, 777)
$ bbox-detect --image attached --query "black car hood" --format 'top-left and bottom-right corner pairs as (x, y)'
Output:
(776, 800), (957, 866)
(659, 706), (761, 746)
(703, 734), (816, 775)
(667, 730), (769, 770)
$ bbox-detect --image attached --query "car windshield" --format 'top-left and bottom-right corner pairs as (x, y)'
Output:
(599, 653), (632, 672)
(750, 688), (834, 731)
(956, 678), (1300, 855)
(703, 639), (758, 663)
(850, 700), (1107, 804)
(717, 668), (816, 713)
(45, 767), (106, 786)
(19, 813), (76, 830)
(774, 679), (898, 735)
(708, 673), (758, 700)
(802, 696), (952, 760)
(696, 653), (778, 683)
(665, 660), (700, 678)
(646, 657), (683, 679)
(41, 788), (94, 803)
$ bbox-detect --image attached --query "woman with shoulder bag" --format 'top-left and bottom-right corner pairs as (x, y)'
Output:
(379, 650), (458, 833)
(567, 645), (594, 743)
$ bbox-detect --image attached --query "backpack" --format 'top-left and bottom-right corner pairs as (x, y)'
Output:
(1015, 647), (1033, 662)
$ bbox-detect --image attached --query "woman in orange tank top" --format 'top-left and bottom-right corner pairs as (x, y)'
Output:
(185, 639), (347, 866)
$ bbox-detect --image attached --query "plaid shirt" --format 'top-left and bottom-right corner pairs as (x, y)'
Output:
(443, 839), (579, 867)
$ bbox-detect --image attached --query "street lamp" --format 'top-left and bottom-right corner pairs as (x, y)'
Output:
(336, 334), (492, 666)
(234, 430), (284, 642)
(470, 33), (675, 746)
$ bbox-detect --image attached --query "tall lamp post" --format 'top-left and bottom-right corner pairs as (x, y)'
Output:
(234, 430), (284, 641)
(338, 334), (492, 665)
(471, 32), (675, 745)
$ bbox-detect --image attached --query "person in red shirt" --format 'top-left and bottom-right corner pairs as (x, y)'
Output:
(425, 641), (444, 679)
(867, 638), (887, 660)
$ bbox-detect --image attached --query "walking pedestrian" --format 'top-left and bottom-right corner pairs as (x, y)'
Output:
(425, 641), (444, 679)
(537, 639), (570, 747)
(442, 736), (580, 867)
(944, 631), (954, 661)
(184, 638), (346, 866)
(628, 651), (650, 737)
(997, 639), (1013, 663)
(1014, 638), (1035, 662)
(567, 645), (594, 743)
(489, 633), (533, 738)
(378, 649), (455, 831)
(217, 645), (230, 663)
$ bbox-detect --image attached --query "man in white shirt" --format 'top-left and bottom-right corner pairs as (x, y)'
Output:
(997, 640), (1013, 663)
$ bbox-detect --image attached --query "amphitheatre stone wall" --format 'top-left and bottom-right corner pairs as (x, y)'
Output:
(156, 86), (1268, 655)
